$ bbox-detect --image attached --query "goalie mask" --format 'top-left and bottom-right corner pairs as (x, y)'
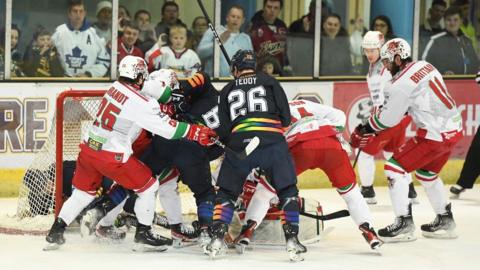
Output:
(118, 55), (148, 81)
(380, 38), (411, 63)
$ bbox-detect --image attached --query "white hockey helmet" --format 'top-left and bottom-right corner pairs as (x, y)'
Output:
(148, 69), (179, 90)
(118, 55), (148, 81)
(140, 70), (175, 103)
(380, 38), (411, 63)
(362, 31), (385, 49)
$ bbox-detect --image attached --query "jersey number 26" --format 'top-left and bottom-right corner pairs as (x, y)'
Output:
(228, 86), (268, 120)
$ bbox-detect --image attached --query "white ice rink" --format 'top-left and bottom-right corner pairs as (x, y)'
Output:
(0, 185), (479, 270)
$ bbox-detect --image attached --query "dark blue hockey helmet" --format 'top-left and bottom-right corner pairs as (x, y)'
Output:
(230, 49), (256, 73)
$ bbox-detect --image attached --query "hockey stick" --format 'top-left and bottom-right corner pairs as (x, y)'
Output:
(197, 0), (231, 66)
(352, 149), (361, 169)
(212, 136), (260, 160)
(300, 209), (350, 221)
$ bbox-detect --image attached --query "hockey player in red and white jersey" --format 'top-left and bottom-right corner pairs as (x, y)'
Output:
(233, 99), (382, 251)
(351, 38), (463, 242)
(44, 56), (217, 251)
(356, 31), (416, 204)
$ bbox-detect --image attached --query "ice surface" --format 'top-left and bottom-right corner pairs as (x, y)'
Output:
(0, 186), (479, 270)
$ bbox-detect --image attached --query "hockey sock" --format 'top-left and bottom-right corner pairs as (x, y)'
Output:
(279, 196), (300, 227)
(339, 184), (373, 226)
(213, 190), (236, 224)
(385, 158), (410, 216)
(98, 198), (127, 227)
(244, 181), (276, 226)
(58, 188), (96, 225)
(358, 152), (375, 187)
(416, 170), (448, 214)
(197, 201), (214, 226)
(157, 175), (183, 225)
(134, 178), (159, 226)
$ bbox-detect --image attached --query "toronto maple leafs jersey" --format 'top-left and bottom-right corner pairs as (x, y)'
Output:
(366, 60), (392, 111)
(145, 45), (201, 78)
(369, 61), (463, 142)
(52, 22), (110, 77)
(87, 81), (190, 162)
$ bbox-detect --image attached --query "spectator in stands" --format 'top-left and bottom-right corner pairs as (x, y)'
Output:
(52, 0), (110, 77)
(257, 55), (283, 76)
(371, 15), (396, 41)
(197, 5), (253, 77)
(420, 0), (447, 55)
(455, 0), (477, 51)
(23, 29), (64, 77)
(249, 0), (291, 74)
(350, 17), (368, 74)
(92, 1), (112, 45)
(289, 0), (315, 34)
(134, 9), (157, 54)
(422, 6), (479, 75)
(189, 16), (208, 51)
(0, 24), (25, 77)
(145, 24), (201, 78)
(154, 1), (191, 43)
(118, 21), (143, 63)
(119, 5), (130, 22)
(320, 14), (352, 76)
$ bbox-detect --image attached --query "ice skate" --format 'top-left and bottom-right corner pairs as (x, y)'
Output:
(133, 224), (171, 252)
(170, 223), (199, 248)
(95, 225), (126, 241)
(154, 213), (170, 229)
(206, 222), (228, 259)
(421, 203), (457, 239)
(378, 204), (416, 243)
(198, 226), (212, 253)
(115, 211), (138, 228)
(408, 183), (419, 204)
(450, 185), (466, 199)
(283, 223), (306, 262)
(234, 219), (257, 254)
(361, 186), (377, 204)
(44, 218), (67, 251)
(359, 222), (382, 250)
(80, 207), (104, 237)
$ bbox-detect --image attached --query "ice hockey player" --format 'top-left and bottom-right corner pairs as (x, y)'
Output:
(356, 31), (416, 205)
(44, 56), (217, 251)
(234, 99), (382, 252)
(350, 38), (463, 242)
(206, 49), (306, 261)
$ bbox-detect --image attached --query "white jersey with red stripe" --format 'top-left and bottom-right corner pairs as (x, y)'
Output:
(285, 100), (346, 144)
(145, 45), (201, 78)
(369, 61), (463, 142)
(87, 81), (189, 162)
(366, 60), (392, 111)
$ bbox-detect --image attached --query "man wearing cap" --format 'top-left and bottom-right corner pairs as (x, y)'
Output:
(93, 1), (113, 45)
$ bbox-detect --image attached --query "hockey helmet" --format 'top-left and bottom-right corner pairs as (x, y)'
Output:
(230, 49), (256, 73)
(149, 69), (179, 90)
(380, 38), (411, 63)
(118, 55), (148, 81)
(362, 31), (385, 49)
(140, 69), (176, 103)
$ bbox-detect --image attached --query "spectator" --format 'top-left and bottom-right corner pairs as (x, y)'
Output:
(0, 24), (25, 77)
(134, 9), (157, 54)
(350, 17), (368, 74)
(22, 29), (64, 77)
(119, 5), (130, 21)
(455, 0), (477, 51)
(189, 16), (208, 51)
(249, 0), (290, 73)
(257, 55), (282, 76)
(422, 6), (479, 75)
(320, 14), (352, 76)
(420, 0), (447, 55)
(52, 0), (110, 77)
(92, 1), (112, 45)
(289, 0), (316, 34)
(197, 5), (253, 77)
(154, 1), (191, 43)
(145, 25), (201, 78)
(118, 21), (143, 63)
(371, 15), (396, 41)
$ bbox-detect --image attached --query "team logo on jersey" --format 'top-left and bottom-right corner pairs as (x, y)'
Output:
(65, 46), (87, 73)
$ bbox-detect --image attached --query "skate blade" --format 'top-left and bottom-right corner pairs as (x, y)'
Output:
(288, 250), (305, 262)
(172, 238), (199, 248)
(449, 193), (461, 200)
(43, 243), (60, 251)
(409, 198), (419, 204)
(370, 239), (383, 250)
(235, 243), (247, 254)
(208, 248), (226, 260)
(422, 230), (458, 239)
(132, 243), (168, 252)
(365, 198), (377, 205)
(380, 234), (417, 243)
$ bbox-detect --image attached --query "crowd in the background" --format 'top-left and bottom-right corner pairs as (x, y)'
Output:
(0, 0), (479, 79)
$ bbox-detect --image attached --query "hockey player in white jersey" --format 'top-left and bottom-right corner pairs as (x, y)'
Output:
(44, 56), (217, 251)
(355, 31), (416, 204)
(351, 38), (463, 242)
(52, 0), (110, 77)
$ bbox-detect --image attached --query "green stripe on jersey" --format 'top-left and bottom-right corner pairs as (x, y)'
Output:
(158, 86), (172, 104)
(172, 122), (189, 139)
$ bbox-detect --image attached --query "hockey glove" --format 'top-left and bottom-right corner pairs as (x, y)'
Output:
(350, 124), (375, 148)
(159, 102), (175, 117)
(185, 124), (217, 146)
(171, 90), (190, 113)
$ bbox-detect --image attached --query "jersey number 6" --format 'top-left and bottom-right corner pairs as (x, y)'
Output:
(93, 98), (121, 131)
